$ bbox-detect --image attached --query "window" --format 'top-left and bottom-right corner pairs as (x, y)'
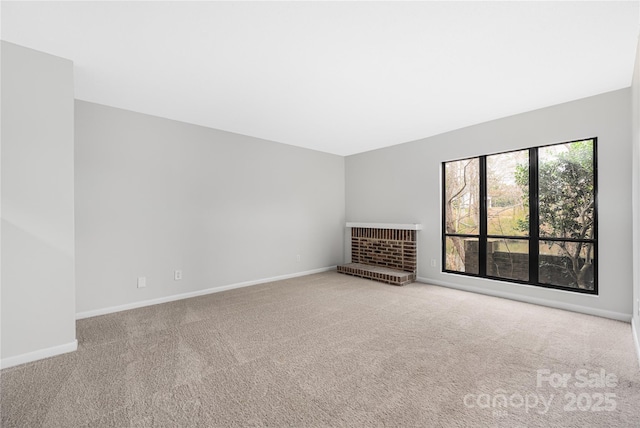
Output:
(442, 138), (597, 294)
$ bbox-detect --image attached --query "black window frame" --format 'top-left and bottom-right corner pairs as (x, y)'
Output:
(441, 138), (598, 295)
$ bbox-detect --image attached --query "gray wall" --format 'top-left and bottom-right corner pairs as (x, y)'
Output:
(1, 42), (76, 363)
(75, 101), (345, 314)
(346, 88), (632, 320)
(632, 36), (640, 348)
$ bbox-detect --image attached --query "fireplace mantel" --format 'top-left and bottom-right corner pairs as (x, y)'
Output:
(345, 222), (423, 231)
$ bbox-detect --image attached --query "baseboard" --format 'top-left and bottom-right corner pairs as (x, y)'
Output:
(417, 276), (632, 322)
(1, 339), (78, 370)
(76, 266), (337, 320)
(632, 318), (640, 369)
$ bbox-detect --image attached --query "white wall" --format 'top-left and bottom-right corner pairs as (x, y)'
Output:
(75, 101), (345, 315)
(346, 88), (632, 321)
(1, 42), (76, 366)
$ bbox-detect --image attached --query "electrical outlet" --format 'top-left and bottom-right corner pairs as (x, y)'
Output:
(431, 259), (437, 268)
(137, 277), (146, 288)
(174, 270), (183, 281)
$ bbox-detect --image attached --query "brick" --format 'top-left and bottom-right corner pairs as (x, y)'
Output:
(340, 227), (418, 286)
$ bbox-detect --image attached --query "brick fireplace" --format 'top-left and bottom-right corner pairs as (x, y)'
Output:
(337, 223), (422, 286)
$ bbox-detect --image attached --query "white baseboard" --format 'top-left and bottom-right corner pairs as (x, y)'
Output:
(417, 276), (632, 322)
(1, 339), (78, 370)
(632, 318), (640, 369)
(76, 266), (337, 320)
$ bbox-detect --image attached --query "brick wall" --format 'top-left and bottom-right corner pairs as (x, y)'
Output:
(351, 228), (417, 273)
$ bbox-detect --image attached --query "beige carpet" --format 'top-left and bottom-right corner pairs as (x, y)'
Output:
(2, 271), (640, 427)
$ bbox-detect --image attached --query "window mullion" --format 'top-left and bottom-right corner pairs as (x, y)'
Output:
(529, 147), (539, 284)
(479, 156), (487, 277)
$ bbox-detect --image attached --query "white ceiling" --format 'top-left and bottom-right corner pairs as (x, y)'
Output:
(2, 1), (639, 156)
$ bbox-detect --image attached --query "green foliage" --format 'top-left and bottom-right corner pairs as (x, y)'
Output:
(514, 140), (595, 289)
(538, 140), (594, 239)
(514, 141), (594, 240)
(487, 206), (528, 237)
(514, 163), (530, 233)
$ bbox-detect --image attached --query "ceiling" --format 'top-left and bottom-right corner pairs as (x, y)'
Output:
(2, 1), (639, 156)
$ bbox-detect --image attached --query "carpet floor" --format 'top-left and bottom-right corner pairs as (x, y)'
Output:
(2, 271), (640, 427)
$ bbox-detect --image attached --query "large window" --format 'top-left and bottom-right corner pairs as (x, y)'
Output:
(442, 138), (597, 294)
